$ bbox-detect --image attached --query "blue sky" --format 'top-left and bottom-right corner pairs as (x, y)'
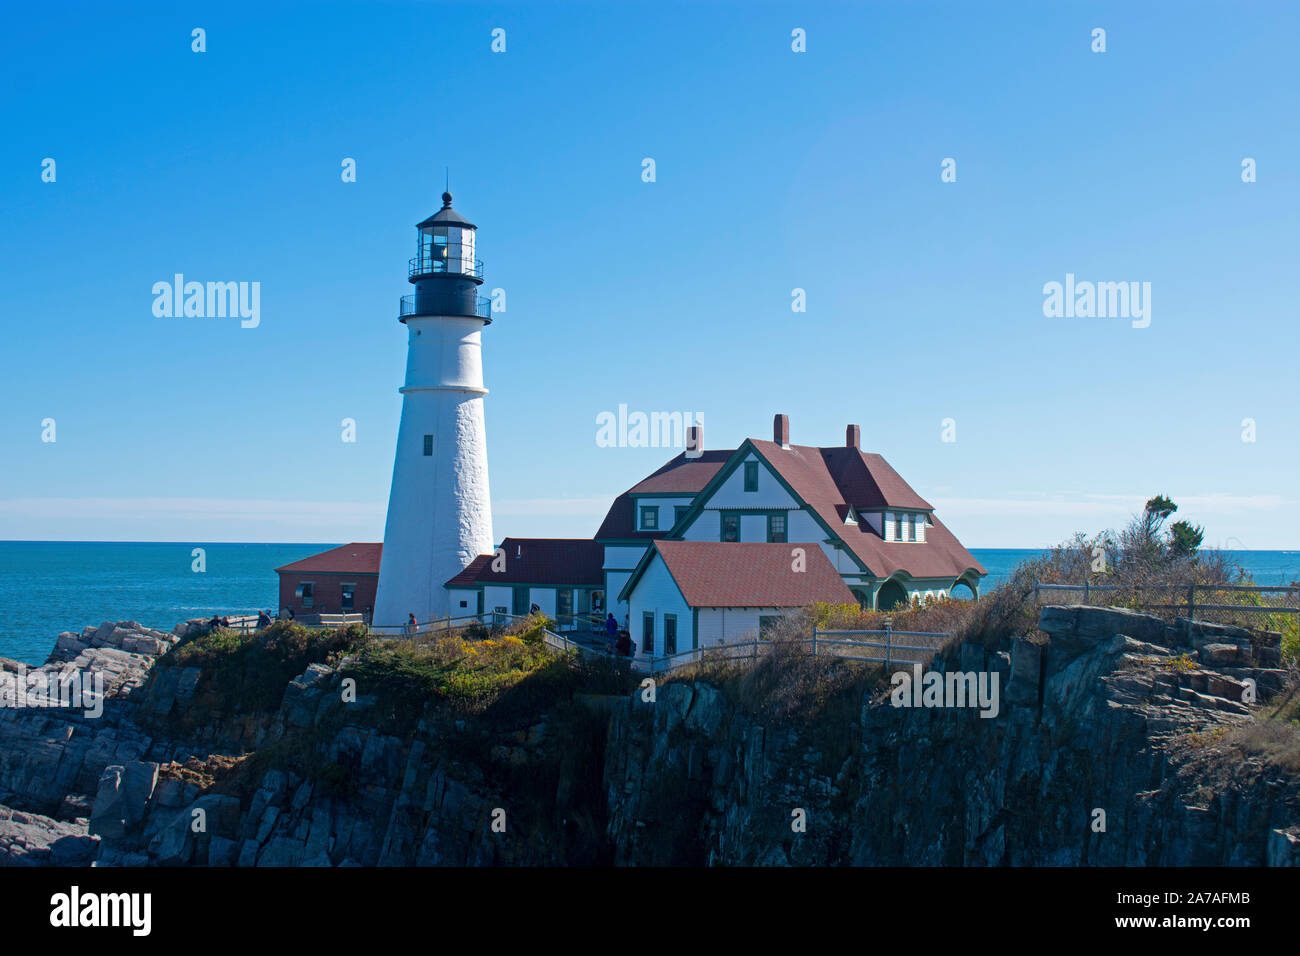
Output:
(1, 0), (1296, 549)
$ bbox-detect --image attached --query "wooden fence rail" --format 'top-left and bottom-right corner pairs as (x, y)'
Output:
(1031, 581), (1299, 637)
(537, 625), (952, 675)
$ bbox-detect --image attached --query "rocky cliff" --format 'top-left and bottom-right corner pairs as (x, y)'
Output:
(1, 607), (1296, 866)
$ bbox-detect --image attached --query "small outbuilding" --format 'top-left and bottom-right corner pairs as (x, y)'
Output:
(275, 543), (381, 622)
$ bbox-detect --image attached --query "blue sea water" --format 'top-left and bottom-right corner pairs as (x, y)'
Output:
(0, 542), (334, 665)
(0, 542), (1296, 665)
(973, 548), (1300, 591)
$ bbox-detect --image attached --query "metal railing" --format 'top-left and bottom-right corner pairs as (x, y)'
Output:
(207, 612), (363, 634)
(399, 293), (492, 320)
(809, 625), (949, 667)
(367, 612), (952, 676)
(1031, 581), (1299, 622)
(544, 625), (952, 675)
(408, 254), (484, 280)
(369, 612), (506, 639)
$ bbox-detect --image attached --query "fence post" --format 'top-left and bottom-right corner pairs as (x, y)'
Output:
(885, 621), (892, 669)
(1033, 580), (1039, 604)
(1083, 580), (1090, 605)
(1187, 584), (1196, 643)
(811, 625), (818, 658)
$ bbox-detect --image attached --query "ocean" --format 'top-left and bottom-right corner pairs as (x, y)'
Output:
(1, 542), (1297, 665)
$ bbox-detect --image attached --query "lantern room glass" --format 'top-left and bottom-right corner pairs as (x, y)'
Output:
(417, 225), (475, 276)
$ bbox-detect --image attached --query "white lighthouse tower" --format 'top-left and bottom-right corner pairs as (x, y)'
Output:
(373, 192), (494, 627)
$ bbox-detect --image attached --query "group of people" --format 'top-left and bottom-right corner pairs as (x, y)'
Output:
(604, 613), (634, 657)
(205, 609), (278, 633)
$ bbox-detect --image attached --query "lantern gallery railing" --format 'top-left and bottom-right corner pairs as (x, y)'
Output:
(408, 254), (485, 280)
(398, 294), (493, 320)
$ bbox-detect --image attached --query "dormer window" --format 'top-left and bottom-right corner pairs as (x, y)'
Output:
(640, 506), (659, 531)
(743, 461), (759, 492)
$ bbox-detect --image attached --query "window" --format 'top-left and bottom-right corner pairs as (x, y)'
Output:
(557, 588), (573, 619)
(664, 615), (677, 655)
(743, 461), (759, 492)
(900, 514), (911, 542)
(341, 583), (355, 611)
(721, 512), (740, 542)
(674, 505), (690, 528)
(423, 434), (434, 456)
(759, 615), (781, 639)
(512, 587), (530, 616)
(642, 612), (655, 656)
(298, 582), (314, 608)
(640, 506), (659, 530)
(459, 599), (468, 608)
(767, 513), (787, 543)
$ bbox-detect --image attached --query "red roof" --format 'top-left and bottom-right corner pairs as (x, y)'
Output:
(444, 554), (492, 588)
(595, 450), (732, 540)
(454, 538), (605, 587)
(275, 543), (382, 575)
(632, 540), (856, 608)
(749, 440), (932, 511)
(746, 440), (984, 580)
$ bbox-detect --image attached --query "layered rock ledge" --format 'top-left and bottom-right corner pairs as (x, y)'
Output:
(0, 608), (1296, 866)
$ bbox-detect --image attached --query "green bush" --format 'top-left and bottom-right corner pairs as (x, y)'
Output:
(158, 620), (369, 713)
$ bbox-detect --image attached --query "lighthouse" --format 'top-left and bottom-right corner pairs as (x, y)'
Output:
(373, 192), (494, 627)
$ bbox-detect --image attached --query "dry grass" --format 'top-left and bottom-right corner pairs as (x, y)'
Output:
(668, 615), (884, 727)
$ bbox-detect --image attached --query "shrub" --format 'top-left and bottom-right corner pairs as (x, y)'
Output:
(158, 620), (369, 713)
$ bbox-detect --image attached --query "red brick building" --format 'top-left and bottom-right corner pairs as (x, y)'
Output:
(275, 543), (382, 621)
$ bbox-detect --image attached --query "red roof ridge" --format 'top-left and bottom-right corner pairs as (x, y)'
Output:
(274, 542), (382, 574)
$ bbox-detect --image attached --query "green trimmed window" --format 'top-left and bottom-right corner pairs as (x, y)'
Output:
(640, 506), (658, 530)
(767, 513), (787, 543)
(721, 511), (740, 542)
(664, 614), (677, 655)
(674, 505), (690, 527)
(743, 461), (759, 492)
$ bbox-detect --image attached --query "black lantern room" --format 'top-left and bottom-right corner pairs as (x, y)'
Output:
(399, 192), (491, 323)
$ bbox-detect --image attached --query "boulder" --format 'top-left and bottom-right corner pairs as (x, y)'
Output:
(88, 765), (127, 840)
(1268, 828), (1299, 867)
(1006, 637), (1042, 706)
(1199, 643), (1243, 667)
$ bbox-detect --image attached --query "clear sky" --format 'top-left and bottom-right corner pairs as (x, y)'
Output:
(2, 0), (1296, 549)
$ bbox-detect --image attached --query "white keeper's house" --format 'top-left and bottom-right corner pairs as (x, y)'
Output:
(443, 414), (984, 657)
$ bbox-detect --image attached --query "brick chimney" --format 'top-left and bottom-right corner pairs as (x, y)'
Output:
(773, 413), (790, 447)
(846, 424), (860, 449)
(685, 424), (703, 459)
